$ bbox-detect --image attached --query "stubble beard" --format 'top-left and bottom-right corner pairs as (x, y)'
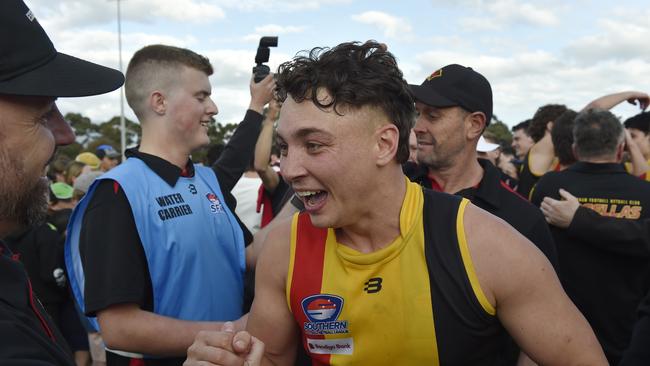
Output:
(0, 147), (49, 230)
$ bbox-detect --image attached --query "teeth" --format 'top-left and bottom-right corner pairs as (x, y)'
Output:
(296, 191), (320, 197)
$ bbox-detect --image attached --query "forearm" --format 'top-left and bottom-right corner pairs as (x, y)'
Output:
(98, 305), (245, 357)
(567, 207), (650, 257)
(213, 110), (263, 191)
(582, 91), (641, 111)
(254, 120), (275, 172)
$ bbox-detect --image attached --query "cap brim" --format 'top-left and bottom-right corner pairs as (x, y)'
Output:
(409, 84), (458, 108)
(0, 52), (124, 97)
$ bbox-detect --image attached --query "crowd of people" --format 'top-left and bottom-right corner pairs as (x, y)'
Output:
(2, 1), (650, 366)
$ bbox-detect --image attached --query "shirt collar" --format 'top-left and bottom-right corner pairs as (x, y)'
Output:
(567, 161), (627, 174)
(125, 147), (195, 187)
(455, 159), (501, 208)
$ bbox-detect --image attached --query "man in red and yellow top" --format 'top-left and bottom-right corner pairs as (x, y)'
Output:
(184, 41), (606, 366)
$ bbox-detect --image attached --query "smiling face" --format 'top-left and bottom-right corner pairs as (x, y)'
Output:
(277, 97), (387, 228)
(0, 95), (74, 229)
(511, 128), (534, 158)
(413, 102), (469, 171)
(165, 66), (218, 151)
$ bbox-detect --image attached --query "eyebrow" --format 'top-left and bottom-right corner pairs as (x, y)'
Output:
(276, 127), (333, 146)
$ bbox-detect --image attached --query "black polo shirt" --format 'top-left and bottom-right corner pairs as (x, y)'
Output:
(405, 159), (558, 268)
(0, 241), (74, 366)
(530, 161), (650, 365)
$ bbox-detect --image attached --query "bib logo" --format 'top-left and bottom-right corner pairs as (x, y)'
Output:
(206, 193), (224, 214)
(301, 294), (349, 335)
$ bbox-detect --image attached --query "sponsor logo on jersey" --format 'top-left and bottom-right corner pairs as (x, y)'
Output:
(301, 294), (349, 335)
(206, 192), (224, 213)
(306, 338), (354, 355)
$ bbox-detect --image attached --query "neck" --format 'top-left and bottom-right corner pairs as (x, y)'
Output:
(139, 122), (191, 169)
(335, 168), (406, 253)
(427, 153), (484, 194)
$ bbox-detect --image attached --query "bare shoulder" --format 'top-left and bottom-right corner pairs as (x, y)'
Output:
(462, 203), (556, 304)
(256, 214), (295, 284)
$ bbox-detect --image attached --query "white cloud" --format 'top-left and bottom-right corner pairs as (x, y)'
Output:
(563, 12), (650, 64)
(213, 0), (352, 12)
(410, 48), (650, 125)
(243, 24), (306, 43)
(26, 0), (225, 31)
(455, 0), (560, 30)
(351, 11), (413, 40)
(486, 0), (559, 27)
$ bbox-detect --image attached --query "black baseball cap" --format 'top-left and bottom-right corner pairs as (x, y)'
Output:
(0, 0), (124, 97)
(409, 64), (493, 124)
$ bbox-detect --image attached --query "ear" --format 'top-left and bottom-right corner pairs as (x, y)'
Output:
(375, 123), (400, 166)
(150, 91), (166, 115)
(546, 121), (554, 132)
(465, 111), (487, 141)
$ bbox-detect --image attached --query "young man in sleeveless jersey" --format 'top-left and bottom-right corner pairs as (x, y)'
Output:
(185, 41), (606, 366)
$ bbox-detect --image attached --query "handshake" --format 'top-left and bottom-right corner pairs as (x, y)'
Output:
(185, 322), (264, 366)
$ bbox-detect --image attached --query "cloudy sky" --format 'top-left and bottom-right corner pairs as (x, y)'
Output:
(25, 0), (650, 131)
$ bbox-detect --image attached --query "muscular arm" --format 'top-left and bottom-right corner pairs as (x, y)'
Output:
(245, 201), (299, 270)
(97, 304), (245, 356)
(463, 204), (607, 365)
(246, 220), (300, 366)
(528, 135), (555, 176)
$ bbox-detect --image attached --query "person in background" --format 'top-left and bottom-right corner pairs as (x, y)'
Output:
(530, 109), (650, 364)
(65, 44), (275, 365)
(511, 119), (534, 160)
(95, 144), (121, 172)
(75, 152), (101, 173)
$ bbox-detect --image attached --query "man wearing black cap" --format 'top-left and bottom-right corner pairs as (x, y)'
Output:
(406, 64), (559, 365)
(530, 109), (650, 365)
(0, 0), (123, 364)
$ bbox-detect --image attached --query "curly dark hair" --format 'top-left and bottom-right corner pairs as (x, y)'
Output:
(624, 112), (650, 134)
(529, 104), (568, 142)
(551, 109), (578, 166)
(275, 41), (415, 163)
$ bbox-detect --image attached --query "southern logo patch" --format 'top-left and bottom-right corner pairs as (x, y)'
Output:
(301, 294), (349, 335)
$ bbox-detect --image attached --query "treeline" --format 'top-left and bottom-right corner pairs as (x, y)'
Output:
(57, 112), (514, 161)
(57, 113), (241, 162)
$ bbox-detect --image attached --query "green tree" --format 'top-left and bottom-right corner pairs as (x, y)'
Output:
(486, 114), (513, 146)
(65, 112), (97, 147)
